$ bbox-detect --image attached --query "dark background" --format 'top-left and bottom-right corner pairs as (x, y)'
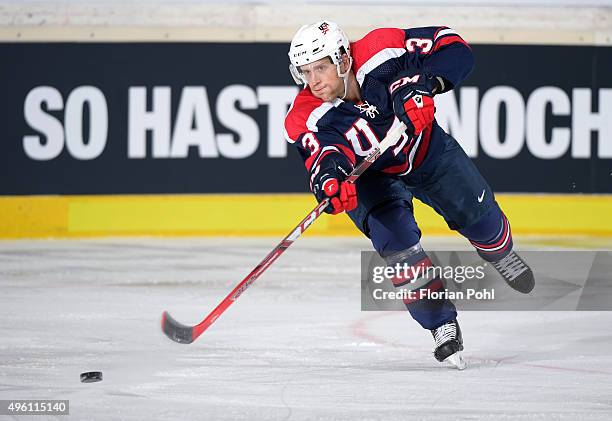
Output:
(1, 43), (610, 195)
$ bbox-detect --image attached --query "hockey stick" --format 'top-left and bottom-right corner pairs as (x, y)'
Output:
(162, 122), (407, 344)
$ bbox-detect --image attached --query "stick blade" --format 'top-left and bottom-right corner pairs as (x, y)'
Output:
(161, 311), (195, 344)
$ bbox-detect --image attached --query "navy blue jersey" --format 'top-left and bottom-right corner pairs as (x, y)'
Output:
(284, 26), (474, 190)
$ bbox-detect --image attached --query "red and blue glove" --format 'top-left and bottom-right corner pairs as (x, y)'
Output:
(311, 154), (357, 215)
(389, 73), (439, 137)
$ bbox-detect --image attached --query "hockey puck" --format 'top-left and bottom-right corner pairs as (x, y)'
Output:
(80, 371), (103, 383)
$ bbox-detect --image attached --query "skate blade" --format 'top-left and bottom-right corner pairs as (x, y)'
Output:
(445, 352), (467, 370)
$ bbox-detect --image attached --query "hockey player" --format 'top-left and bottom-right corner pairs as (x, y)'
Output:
(284, 20), (534, 369)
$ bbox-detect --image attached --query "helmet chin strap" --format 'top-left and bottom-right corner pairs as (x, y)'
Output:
(336, 57), (353, 100)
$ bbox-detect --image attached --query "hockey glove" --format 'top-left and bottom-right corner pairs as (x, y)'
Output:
(389, 73), (438, 137)
(311, 154), (357, 215)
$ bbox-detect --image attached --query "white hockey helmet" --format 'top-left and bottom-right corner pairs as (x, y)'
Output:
(288, 20), (352, 87)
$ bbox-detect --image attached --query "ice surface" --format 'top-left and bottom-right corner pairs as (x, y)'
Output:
(1, 235), (611, 420)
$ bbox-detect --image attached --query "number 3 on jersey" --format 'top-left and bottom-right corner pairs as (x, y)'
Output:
(406, 38), (433, 54)
(301, 132), (320, 155)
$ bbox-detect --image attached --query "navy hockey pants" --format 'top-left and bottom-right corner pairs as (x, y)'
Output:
(347, 127), (507, 329)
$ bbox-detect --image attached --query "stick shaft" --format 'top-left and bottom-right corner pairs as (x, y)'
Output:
(164, 122), (407, 343)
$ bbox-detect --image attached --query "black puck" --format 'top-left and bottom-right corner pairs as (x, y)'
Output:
(80, 371), (103, 383)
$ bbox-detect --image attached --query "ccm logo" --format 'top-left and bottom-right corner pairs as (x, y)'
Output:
(389, 75), (420, 95)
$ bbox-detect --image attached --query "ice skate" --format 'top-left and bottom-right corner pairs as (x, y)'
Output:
(491, 251), (535, 294)
(431, 320), (466, 370)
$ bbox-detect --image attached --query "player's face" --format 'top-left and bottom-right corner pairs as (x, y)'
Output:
(299, 58), (343, 102)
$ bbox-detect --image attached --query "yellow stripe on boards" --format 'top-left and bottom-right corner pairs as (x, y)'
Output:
(66, 195), (333, 236)
(0, 194), (610, 239)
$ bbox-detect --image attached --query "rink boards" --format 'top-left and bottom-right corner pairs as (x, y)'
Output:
(1, 4), (611, 239)
(1, 193), (611, 238)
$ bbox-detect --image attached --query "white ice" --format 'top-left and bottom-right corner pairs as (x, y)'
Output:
(1, 235), (611, 420)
